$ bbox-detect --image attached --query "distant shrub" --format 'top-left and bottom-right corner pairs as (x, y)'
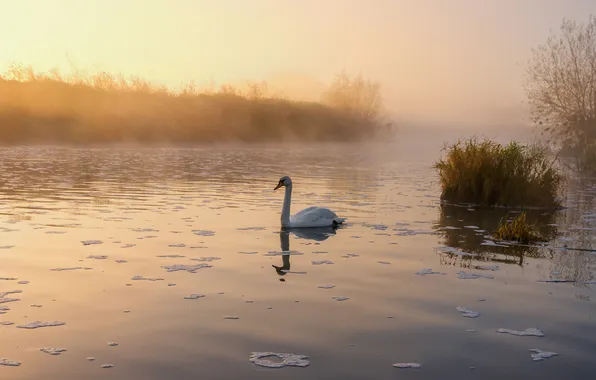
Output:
(493, 212), (545, 244)
(434, 137), (562, 208)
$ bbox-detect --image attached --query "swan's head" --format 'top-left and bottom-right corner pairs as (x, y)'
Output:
(274, 176), (292, 190)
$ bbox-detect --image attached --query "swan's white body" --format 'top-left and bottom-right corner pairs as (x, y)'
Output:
(275, 176), (346, 228)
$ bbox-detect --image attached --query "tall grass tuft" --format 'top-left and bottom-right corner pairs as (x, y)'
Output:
(493, 212), (545, 244)
(434, 137), (562, 208)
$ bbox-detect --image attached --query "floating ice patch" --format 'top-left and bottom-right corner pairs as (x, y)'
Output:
(168, 243), (186, 248)
(50, 267), (92, 271)
(415, 268), (447, 276)
(40, 347), (67, 356)
(0, 358), (20, 366)
(17, 280), (29, 284)
(312, 260), (334, 265)
(393, 363), (421, 369)
(480, 240), (509, 247)
(237, 227), (266, 231)
(157, 254), (186, 258)
(223, 316), (239, 319)
(249, 352), (310, 368)
(86, 255), (107, 260)
(17, 321), (65, 329)
(496, 328), (544, 337)
(377, 261), (391, 265)
(190, 256), (221, 262)
(81, 240), (102, 246)
(192, 230), (215, 237)
(265, 250), (303, 256)
(318, 285), (336, 289)
(456, 307), (480, 318)
(0, 245), (14, 249)
(332, 296), (349, 301)
(183, 294), (205, 300)
(475, 265), (500, 271)
(131, 275), (164, 281)
(162, 263), (212, 273)
(456, 271), (494, 280)
(441, 226), (461, 230)
(529, 349), (558, 361)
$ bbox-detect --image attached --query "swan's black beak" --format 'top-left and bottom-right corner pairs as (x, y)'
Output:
(274, 182), (283, 191)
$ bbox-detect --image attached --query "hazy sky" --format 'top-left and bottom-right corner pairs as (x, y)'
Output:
(2, 0), (596, 126)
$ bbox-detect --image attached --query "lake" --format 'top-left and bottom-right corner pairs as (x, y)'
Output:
(0, 136), (595, 379)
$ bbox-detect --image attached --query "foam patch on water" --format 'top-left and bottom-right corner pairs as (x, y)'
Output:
(464, 225), (480, 229)
(312, 260), (334, 265)
(131, 275), (164, 281)
(456, 306), (480, 318)
(81, 240), (103, 246)
(393, 363), (421, 369)
(496, 328), (544, 337)
(40, 347), (67, 355)
(415, 268), (447, 276)
(183, 294), (205, 299)
(192, 230), (215, 236)
(87, 255), (107, 260)
(162, 263), (212, 273)
(456, 271), (494, 280)
(249, 352), (310, 368)
(529, 349), (558, 361)
(190, 256), (221, 262)
(318, 285), (335, 289)
(0, 358), (20, 366)
(50, 267), (92, 271)
(17, 321), (65, 329)
(332, 296), (349, 301)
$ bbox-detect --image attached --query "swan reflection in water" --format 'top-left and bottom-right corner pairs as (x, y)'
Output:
(273, 227), (340, 279)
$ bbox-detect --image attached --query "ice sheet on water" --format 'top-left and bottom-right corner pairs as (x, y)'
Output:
(0, 358), (20, 366)
(529, 349), (558, 361)
(393, 363), (421, 369)
(17, 321), (65, 329)
(456, 306), (480, 318)
(190, 257), (221, 262)
(131, 275), (164, 281)
(249, 352), (310, 368)
(162, 263), (212, 273)
(312, 260), (334, 265)
(81, 240), (103, 246)
(496, 328), (544, 337)
(415, 268), (447, 276)
(456, 271), (494, 280)
(40, 347), (67, 356)
(87, 255), (107, 260)
(183, 294), (205, 299)
(192, 230), (215, 236)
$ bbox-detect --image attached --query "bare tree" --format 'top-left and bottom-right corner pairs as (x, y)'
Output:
(321, 71), (384, 125)
(525, 16), (596, 147)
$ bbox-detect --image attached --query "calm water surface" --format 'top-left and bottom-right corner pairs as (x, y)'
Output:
(0, 140), (595, 380)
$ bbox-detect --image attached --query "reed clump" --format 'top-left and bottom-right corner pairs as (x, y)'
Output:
(0, 64), (384, 144)
(493, 212), (545, 244)
(434, 137), (562, 208)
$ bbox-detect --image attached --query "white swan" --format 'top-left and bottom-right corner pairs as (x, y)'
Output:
(274, 176), (346, 228)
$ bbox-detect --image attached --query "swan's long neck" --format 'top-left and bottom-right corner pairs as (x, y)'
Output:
(281, 185), (292, 227)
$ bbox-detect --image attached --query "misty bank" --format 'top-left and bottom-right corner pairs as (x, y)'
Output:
(0, 69), (388, 144)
